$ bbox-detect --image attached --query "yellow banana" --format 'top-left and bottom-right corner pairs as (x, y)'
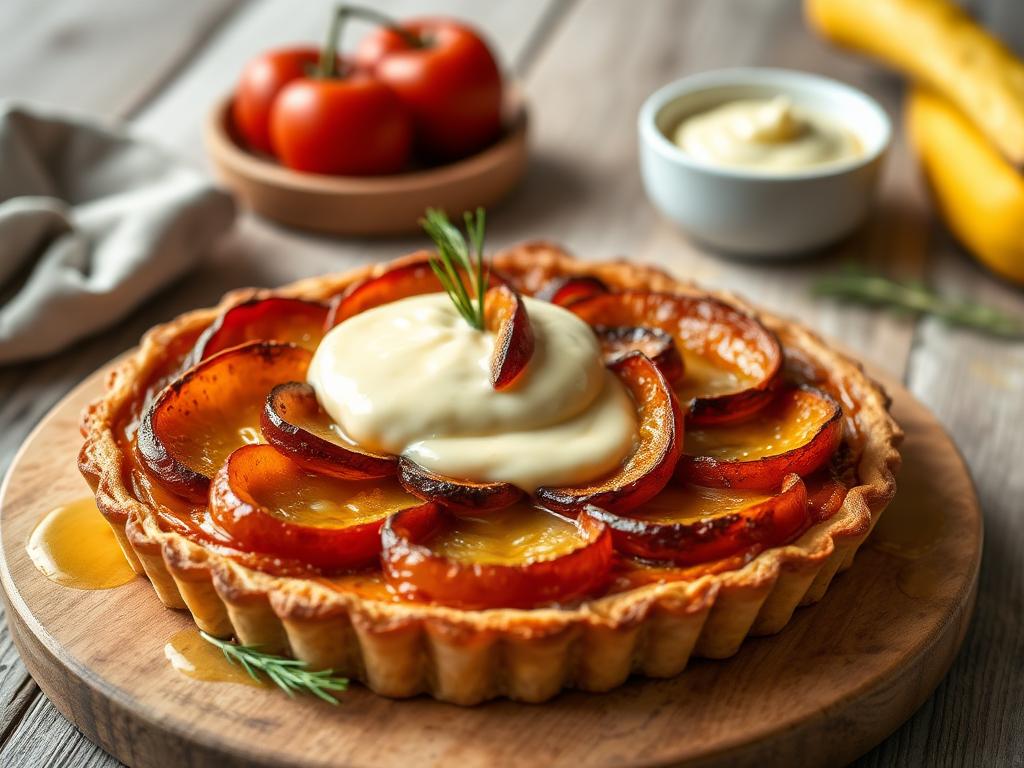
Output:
(806, 0), (1024, 168)
(907, 87), (1024, 286)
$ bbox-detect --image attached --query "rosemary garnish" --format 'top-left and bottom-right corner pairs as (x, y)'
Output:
(813, 269), (1024, 340)
(420, 207), (489, 330)
(200, 631), (349, 704)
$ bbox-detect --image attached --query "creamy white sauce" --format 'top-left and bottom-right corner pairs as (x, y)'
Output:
(674, 96), (861, 172)
(308, 294), (637, 492)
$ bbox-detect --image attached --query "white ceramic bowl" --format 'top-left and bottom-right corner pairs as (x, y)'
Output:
(638, 68), (891, 257)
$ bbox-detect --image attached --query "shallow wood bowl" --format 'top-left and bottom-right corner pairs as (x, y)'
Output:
(204, 90), (528, 236)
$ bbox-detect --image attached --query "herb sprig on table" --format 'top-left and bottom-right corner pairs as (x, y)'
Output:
(200, 631), (349, 704)
(420, 207), (490, 330)
(813, 269), (1024, 340)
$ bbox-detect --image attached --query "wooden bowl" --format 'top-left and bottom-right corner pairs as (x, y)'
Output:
(204, 90), (528, 236)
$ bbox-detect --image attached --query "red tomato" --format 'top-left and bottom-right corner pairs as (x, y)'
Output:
(355, 18), (503, 160)
(270, 74), (412, 175)
(232, 47), (322, 155)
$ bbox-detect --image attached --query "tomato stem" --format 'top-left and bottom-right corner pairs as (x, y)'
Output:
(317, 6), (346, 78)
(318, 4), (422, 78)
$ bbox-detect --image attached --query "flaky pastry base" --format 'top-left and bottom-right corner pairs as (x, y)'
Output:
(79, 244), (901, 705)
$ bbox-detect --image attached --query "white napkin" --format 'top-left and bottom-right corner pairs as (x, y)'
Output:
(0, 102), (235, 364)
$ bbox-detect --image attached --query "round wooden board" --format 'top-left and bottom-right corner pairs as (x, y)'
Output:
(0, 363), (981, 768)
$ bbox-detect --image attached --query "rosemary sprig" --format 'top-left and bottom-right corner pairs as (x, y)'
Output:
(420, 207), (489, 329)
(200, 631), (349, 704)
(813, 270), (1024, 340)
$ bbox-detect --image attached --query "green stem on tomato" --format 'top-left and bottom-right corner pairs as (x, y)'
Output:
(317, 6), (347, 78)
(338, 4), (423, 48)
(317, 3), (422, 78)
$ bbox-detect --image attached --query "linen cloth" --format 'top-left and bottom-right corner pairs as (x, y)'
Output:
(0, 102), (235, 363)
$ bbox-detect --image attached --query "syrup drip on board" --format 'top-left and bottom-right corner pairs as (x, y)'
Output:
(27, 498), (136, 590)
(165, 628), (263, 687)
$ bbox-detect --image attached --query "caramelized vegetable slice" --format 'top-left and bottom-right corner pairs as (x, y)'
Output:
(262, 382), (397, 480)
(677, 387), (843, 490)
(381, 502), (612, 609)
(535, 352), (684, 514)
(137, 342), (312, 503)
(536, 275), (610, 307)
(211, 444), (428, 571)
(485, 285), (535, 389)
(594, 325), (684, 385)
(398, 457), (524, 513)
(327, 253), (505, 327)
(569, 291), (782, 425)
(190, 297), (329, 364)
(590, 475), (808, 566)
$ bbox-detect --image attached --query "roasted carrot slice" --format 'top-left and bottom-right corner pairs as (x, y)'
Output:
(190, 297), (328, 364)
(535, 352), (684, 514)
(136, 342), (312, 502)
(398, 457), (524, 513)
(485, 285), (535, 389)
(262, 382), (397, 480)
(590, 474), (808, 566)
(381, 502), (612, 609)
(569, 291), (782, 425)
(593, 325), (684, 385)
(210, 444), (426, 571)
(677, 387), (843, 490)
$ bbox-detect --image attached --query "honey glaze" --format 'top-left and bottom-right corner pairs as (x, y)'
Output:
(430, 504), (584, 566)
(258, 476), (417, 528)
(630, 484), (772, 525)
(674, 351), (757, 403)
(27, 498), (136, 589)
(165, 628), (263, 686)
(685, 390), (831, 460)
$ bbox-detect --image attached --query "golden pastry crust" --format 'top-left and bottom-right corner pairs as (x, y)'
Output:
(78, 244), (901, 705)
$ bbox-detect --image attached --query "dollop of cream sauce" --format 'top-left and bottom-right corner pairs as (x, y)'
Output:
(673, 96), (861, 172)
(308, 294), (638, 492)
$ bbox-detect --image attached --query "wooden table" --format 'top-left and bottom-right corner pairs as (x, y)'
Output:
(0, 1), (1020, 765)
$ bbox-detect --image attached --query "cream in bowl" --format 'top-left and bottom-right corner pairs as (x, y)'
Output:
(638, 68), (891, 256)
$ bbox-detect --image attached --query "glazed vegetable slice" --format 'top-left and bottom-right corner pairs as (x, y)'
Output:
(136, 342), (312, 503)
(677, 387), (843, 490)
(327, 253), (505, 327)
(381, 502), (612, 609)
(190, 297), (329, 364)
(211, 444), (429, 571)
(589, 474), (809, 566)
(262, 382), (397, 480)
(398, 457), (524, 513)
(535, 352), (684, 514)
(536, 275), (610, 307)
(593, 325), (684, 385)
(485, 285), (535, 389)
(569, 291), (782, 425)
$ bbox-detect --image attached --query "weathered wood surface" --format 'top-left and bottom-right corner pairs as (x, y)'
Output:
(0, 0), (1020, 764)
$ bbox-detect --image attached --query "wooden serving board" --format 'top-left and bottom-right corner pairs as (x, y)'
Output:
(0, 363), (981, 768)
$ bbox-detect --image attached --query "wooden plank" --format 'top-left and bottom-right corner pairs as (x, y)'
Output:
(864, 230), (1024, 767)
(0, 691), (115, 768)
(0, 0), (241, 117)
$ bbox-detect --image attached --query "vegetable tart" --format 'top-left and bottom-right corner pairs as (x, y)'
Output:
(79, 220), (900, 705)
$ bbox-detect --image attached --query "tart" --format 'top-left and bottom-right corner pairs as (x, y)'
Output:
(79, 239), (901, 706)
